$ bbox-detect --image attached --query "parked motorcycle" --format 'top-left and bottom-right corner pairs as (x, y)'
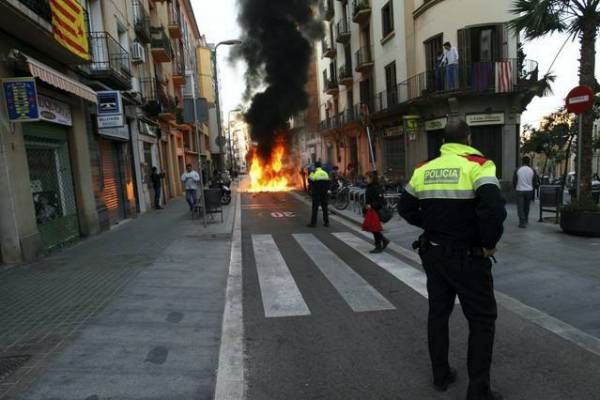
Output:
(211, 179), (232, 205)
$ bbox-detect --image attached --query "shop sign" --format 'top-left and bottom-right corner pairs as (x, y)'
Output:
(38, 95), (72, 126)
(139, 120), (157, 137)
(384, 125), (404, 138)
(2, 77), (40, 122)
(97, 91), (124, 128)
(466, 113), (504, 127)
(424, 117), (447, 132)
(99, 125), (130, 141)
(403, 115), (420, 141)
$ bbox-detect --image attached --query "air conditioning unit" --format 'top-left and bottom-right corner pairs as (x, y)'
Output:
(131, 42), (145, 63)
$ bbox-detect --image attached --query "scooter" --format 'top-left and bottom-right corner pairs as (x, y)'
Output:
(211, 179), (232, 205)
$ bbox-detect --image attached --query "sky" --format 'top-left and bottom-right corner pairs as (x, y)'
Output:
(191, 1), (590, 131)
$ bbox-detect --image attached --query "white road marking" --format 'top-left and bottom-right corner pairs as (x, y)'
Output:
(214, 185), (245, 400)
(333, 232), (431, 300)
(293, 234), (395, 312)
(290, 192), (600, 358)
(252, 234), (311, 318)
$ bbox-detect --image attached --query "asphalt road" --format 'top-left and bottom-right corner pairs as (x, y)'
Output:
(241, 191), (600, 400)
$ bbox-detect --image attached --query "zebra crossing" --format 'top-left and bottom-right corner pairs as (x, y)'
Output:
(250, 232), (430, 318)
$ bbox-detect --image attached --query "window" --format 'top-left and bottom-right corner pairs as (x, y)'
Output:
(385, 62), (397, 106)
(381, 1), (394, 39)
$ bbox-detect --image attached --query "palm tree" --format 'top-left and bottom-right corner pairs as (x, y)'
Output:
(510, 0), (600, 198)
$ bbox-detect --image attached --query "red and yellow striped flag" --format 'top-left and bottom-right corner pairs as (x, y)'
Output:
(49, 0), (90, 60)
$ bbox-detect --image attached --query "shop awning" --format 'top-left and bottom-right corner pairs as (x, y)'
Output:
(14, 51), (97, 104)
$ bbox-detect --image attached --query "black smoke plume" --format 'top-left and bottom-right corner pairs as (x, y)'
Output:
(236, 0), (323, 158)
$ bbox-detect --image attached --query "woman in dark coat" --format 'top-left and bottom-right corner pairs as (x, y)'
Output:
(364, 171), (389, 253)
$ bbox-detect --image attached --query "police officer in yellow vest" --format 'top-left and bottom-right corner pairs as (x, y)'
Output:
(398, 120), (506, 400)
(307, 161), (331, 227)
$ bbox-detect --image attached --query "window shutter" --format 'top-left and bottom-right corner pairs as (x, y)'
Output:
(457, 28), (471, 65)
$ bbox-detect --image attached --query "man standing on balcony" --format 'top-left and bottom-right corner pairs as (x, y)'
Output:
(443, 42), (459, 90)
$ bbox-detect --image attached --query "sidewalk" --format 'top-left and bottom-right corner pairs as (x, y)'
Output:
(317, 193), (600, 341)
(0, 188), (238, 399)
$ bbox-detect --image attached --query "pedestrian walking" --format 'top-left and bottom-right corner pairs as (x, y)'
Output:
(150, 167), (164, 209)
(181, 164), (200, 211)
(442, 41), (459, 90)
(307, 161), (330, 227)
(398, 119), (507, 400)
(364, 171), (389, 253)
(513, 156), (537, 228)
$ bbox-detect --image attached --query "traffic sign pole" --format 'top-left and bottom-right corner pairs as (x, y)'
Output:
(565, 85), (594, 201)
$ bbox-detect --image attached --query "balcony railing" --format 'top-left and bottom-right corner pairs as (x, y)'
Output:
(150, 26), (173, 63)
(355, 47), (373, 72)
(325, 77), (339, 94)
(338, 64), (353, 85)
(319, 104), (361, 132)
(140, 78), (158, 102)
(372, 59), (540, 113)
(352, 0), (371, 24)
(85, 32), (132, 90)
(172, 44), (186, 87)
(322, 0), (334, 20)
(17, 0), (51, 22)
(133, 0), (151, 44)
(322, 38), (336, 59)
(336, 19), (351, 43)
(168, 1), (182, 38)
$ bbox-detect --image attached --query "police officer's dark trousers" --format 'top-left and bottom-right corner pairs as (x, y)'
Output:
(420, 245), (497, 400)
(310, 189), (329, 225)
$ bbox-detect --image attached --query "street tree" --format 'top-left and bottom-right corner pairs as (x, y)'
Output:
(510, 0), (600, 198)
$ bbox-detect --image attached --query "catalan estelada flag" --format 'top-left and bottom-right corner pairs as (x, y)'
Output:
(50, 0), (90, 60)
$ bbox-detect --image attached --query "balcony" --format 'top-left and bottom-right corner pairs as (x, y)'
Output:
(339, 104), (360, 126)
(336, 19), (351, 43)
(372, 59), (540, 114)
(355, 47), (373, 73)
(0, 0), (89, 64)
(338, 64), (354, 86)
(133, 0), (151, 44)
(150, 27), (173, 63)
(168, 2), (182, 39)
(172, 45), (186, 87)
(352, 0), (371, 24)
(16, 0), (51, 21)
(325, 77), (339, 95)
(322, 38), (336, 59)
(158, 91), (177, 122)
(322, 0), (334, 20)
(84, 32), (132, 90)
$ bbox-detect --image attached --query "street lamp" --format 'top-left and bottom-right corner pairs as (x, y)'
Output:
(213, 39), (242, 171)
(228, 108), (243, 174)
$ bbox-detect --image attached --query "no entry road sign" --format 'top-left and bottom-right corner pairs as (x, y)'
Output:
(566, 85), (594, 114)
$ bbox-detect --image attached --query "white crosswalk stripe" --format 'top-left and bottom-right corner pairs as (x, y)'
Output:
(293, 234), (395, 312)
(252, 234), (311, 318)
(332, 232), (431, 300)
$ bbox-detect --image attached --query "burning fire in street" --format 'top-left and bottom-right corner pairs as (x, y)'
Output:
(247, 139), (297, 193)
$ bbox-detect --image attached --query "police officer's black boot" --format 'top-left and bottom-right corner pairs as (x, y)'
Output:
(433, 367), (457, 392)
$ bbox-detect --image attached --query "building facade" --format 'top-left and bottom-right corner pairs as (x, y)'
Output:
(316, 0), (539, 188)
(0, 0), (211, 265)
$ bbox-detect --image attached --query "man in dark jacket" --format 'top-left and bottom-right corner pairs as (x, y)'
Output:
(398, 120), (507, 400)
(307, 161), (331, 227)
(150, 167), (164, 209)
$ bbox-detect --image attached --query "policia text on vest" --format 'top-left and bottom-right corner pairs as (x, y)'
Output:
(398, 120), (507, 400)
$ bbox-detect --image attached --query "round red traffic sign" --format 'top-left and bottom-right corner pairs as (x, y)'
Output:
(566, 85), (594, 114)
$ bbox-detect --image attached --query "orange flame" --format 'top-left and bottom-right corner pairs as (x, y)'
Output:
(248, 142), (295, 192)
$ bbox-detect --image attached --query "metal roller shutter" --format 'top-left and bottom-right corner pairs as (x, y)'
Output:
(100, 139), (124, 224)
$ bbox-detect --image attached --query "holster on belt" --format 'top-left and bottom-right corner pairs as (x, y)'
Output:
(412, 234), (430, 252)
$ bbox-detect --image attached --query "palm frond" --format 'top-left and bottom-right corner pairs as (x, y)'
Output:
(509, 0), (569, 39)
